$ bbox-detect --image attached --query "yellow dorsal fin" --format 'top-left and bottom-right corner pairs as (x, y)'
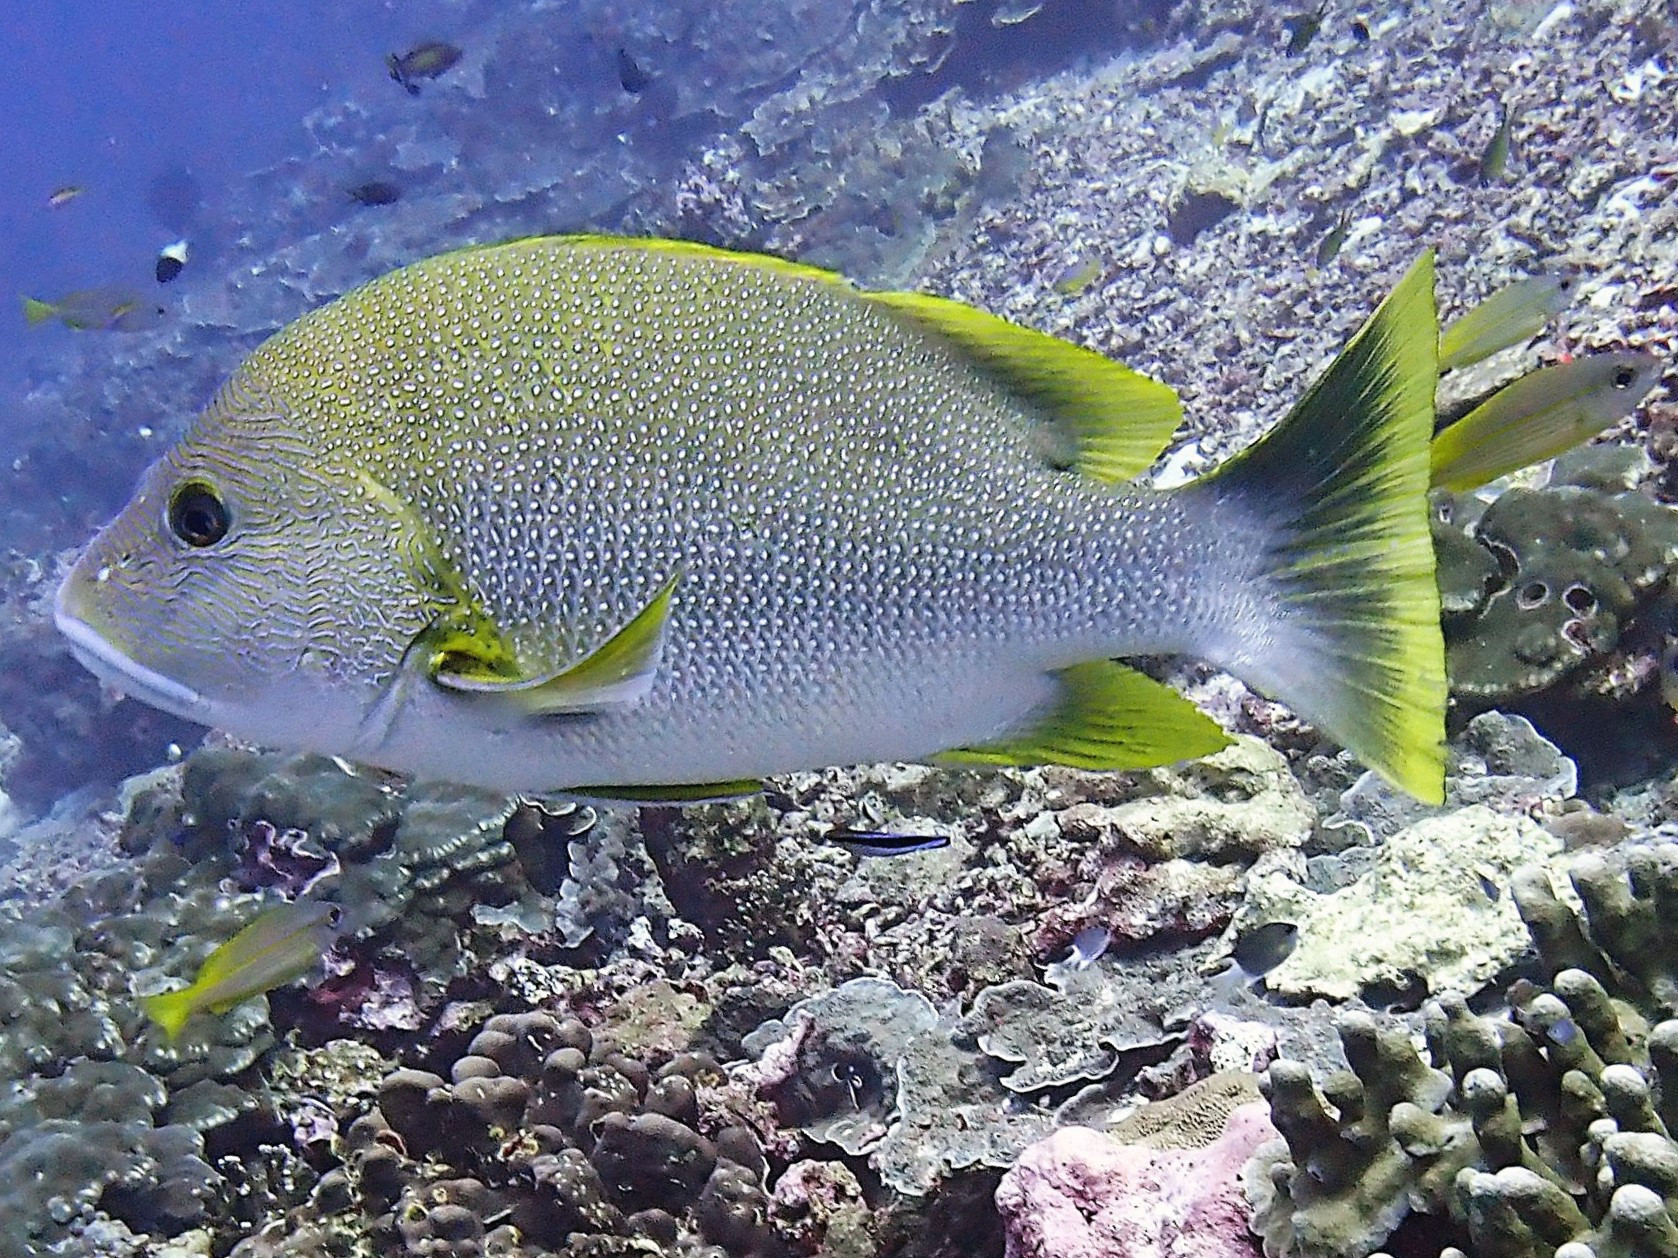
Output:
(862, 290), (1183, 483)
(433, 573), (681, 715)
(495, 236), (1184, 483)
(932, 660), (1231, 771)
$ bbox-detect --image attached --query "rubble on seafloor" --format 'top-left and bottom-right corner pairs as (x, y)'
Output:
(0, 0), (1675, 1255)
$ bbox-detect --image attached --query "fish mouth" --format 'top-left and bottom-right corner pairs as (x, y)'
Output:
(54, 582), (211, 723)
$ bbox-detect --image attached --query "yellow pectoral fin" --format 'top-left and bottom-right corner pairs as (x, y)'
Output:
(933, 660), (1232, 771)
(432, 573), (681, 715)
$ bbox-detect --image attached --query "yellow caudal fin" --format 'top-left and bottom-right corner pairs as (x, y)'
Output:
(1190, 254), (1447, 802)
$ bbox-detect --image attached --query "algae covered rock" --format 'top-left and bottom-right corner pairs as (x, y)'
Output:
(1242, 804), (1562, 1003)
(1436, 453), (1678, 704)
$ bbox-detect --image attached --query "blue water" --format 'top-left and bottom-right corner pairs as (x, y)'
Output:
(0, 0), (453, 412)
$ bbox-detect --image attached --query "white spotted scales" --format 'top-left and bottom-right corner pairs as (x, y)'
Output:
(56, 237), (1449, 800)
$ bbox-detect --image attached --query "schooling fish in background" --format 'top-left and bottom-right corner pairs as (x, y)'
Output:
(21, 287), (165, 332)
(387, 41), (463, 94)
(47, 184), (86, 209)
(1437, 274), (1572, 372)
(1430, 351), (1663, 492)
(140, 900), (341, 1042)
(55, 236), (1449, 802)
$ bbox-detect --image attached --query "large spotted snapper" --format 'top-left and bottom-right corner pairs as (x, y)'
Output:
(55, 237), (1448, 801)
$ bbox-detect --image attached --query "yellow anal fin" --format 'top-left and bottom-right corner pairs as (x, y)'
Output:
(433, 574), (680, 715)
(932, 660), (1231, 771)
(864, 289), (1183, 484)
(564, 779), (763, 805)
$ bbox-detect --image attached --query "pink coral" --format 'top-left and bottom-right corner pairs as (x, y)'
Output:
(994, 1102), (1276, 1258)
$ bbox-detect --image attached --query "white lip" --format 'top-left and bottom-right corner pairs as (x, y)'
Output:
(54, 583), (210, 721)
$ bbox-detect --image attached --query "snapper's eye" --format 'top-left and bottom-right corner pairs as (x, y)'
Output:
(167, 482), (230, 547)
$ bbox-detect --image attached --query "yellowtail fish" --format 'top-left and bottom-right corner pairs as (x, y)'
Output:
(54, 237), (1448, 802)
(47, 184), (85, 209)
(1438, 274), (1571, 372)
(1430, 351), (1663, 492)
(140, 900), (340, 1042)
(21, 287), (165, 332)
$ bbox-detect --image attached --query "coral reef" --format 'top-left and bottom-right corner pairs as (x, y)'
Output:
(1, 0), (1676, 1254)
(997, 1100), (1278, 1258)
(1248, 839), (1678, 1258)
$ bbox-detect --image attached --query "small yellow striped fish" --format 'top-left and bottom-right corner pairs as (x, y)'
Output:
(140, 900), (339, 1042)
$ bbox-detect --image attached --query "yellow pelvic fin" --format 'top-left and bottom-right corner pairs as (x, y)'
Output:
(1429, 351), (1662, 493)
(932, 660), (1232, 772)
(433, 573), (681, 715)
(863, 289), (1183, 483)
(474, 236), (1183, 484)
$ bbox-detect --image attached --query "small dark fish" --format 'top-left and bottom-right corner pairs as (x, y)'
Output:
(47, 185), (85, 209)
(1479, 102), (1515, 184)
(1283, 3), (1327, 54)
(1063, 924), (1112, 970)
(141, 900), (341, 1041)
(22, 287), (165, 332)
(822, 827), (950, 858)
(1314, 212), (1351, 268)
(1232, 921), (1300, 977)
(387, 41), (463, 95)
(155, 239), (189, 285)
(616, 47), (651, 94)
(348, 180), (402, 207)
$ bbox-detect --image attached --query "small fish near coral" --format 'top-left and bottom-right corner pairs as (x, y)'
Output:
(821, 828), (951, 858)
(57, 235), (1452, 804)
(386, 40), (462, 95)
(21, 286), (165, 332)
(154, 239), (189, 284)
(140, 899), (341, 1042)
